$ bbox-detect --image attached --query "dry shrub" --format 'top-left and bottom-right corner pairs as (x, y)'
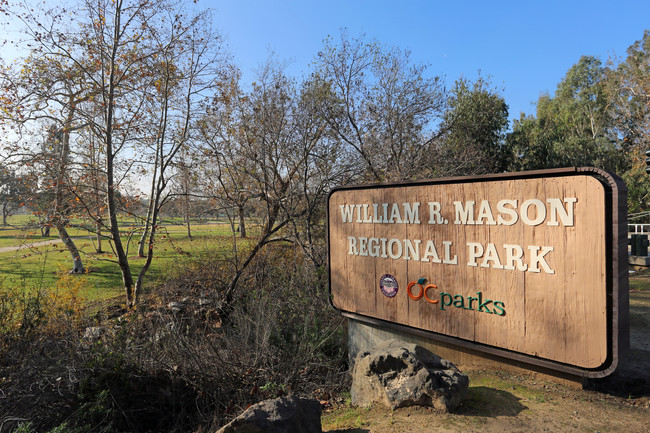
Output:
(108, 242), (349, 430)
(0, 267), (87, 342)
(45, 268), (87, 333)
(1, 243), (348, 432)
(0, 270), (90, 432)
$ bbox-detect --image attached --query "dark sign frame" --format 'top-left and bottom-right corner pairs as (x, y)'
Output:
(327, 167), (628, 378)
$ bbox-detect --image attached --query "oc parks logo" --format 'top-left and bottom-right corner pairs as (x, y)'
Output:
(378, 274), (506, 316)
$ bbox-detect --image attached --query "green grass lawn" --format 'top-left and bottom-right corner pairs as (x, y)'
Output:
(0, 218), (243, 303)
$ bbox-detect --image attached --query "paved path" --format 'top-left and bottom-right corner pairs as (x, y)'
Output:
(0, 238), (85, 253)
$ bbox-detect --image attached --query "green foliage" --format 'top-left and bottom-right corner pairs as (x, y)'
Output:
(507, 56), (624, 173)
(0, 164), (27, 226)
(13, 422), (33, 433)
(46, 423), (73, 433)
(505, 32), (650, 212)
(438, 75), (510, 175)
(68, 389), (114, 432)
(610, 30), (650, 154)
(610, 30), (650, 210)
(623, 163), (650, 213)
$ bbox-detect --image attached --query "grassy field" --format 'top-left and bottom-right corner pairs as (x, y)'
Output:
(0, 215), (243, 302)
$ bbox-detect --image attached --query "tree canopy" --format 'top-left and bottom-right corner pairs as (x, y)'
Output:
(2, 5), (650, 307)
(505, 33), (650, 211)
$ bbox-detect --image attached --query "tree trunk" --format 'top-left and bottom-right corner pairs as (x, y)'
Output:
(57, 223), (84, 273)
(138, 199), (154, 257)
(134, 200), (161, 306)
(137, 135), (160, 257)
(238, 204), (246, 238)
(105, 1), (135, 309)
(96, 219), (103, 253)
(50, 91), (83, 274)
(226, 208), (236, 236)
(185, 212), (192, 240)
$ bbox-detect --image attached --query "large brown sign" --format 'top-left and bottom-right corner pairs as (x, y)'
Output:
(328, 168), (628, 377)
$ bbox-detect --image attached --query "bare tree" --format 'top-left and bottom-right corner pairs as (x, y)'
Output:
(2, 0), (224, 307)
(199, 60), (337, 306)
(0, 32), (93, 272)
(286, 78), (357, 268)
(170, 152), (197, 241)
(198, 68), (257, 239)
(0, 164), (25, 226)
(311, 31), (447, 182)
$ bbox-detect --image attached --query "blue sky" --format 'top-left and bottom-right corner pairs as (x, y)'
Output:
(204, 0), (650, 123)
(2, 1), (648, 124)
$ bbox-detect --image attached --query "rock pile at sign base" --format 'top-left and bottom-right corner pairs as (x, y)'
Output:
(216, 395), (322, 433)
(351, 340), (469, 412)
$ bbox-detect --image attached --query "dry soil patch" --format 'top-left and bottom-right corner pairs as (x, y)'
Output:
(323, 269), (650, 433)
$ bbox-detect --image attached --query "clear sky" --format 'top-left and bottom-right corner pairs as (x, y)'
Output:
(203, 0), (650, 123)
(2, 0), (649, 124)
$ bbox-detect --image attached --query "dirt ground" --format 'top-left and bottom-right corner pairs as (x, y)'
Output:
(323, 370), (649, 433)
(322, 269), (650, 433)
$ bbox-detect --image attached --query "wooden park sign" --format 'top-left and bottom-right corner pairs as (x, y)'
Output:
(328, 168), (629, 377)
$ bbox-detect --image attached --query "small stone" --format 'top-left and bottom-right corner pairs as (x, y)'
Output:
(216, 395), (322, 433)
(82, 326), (107, 342)
(168, 302), (185, 312)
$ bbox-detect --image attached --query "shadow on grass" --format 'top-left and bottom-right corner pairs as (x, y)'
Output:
(585, 349), (650, 398)
(458, 386), (528, 417)
(585, 286), (650, 398)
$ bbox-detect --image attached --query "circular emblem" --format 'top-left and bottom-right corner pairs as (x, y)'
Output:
(379, 274), (399, 298)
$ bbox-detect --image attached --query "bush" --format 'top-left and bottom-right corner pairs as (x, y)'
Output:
(118, 242), (349, 429)
(0, 243), (348, 432)
(0, 268), (87, 342)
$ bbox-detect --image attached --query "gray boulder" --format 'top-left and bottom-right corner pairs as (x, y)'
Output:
(216, 395), (322, 433)
(351, 339), (469, 412)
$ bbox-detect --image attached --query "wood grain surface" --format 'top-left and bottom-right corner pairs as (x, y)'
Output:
(329, 173), (609, 369)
